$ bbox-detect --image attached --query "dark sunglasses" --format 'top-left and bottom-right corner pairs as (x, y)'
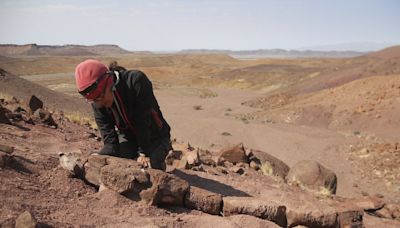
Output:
(78, 72), (110, 97)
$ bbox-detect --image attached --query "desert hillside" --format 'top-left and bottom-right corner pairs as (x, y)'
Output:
(1, 45), (400, 227)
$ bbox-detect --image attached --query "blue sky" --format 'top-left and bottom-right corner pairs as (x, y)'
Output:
(0, 0), (399, 51)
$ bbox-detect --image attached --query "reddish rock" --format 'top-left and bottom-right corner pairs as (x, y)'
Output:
(101, 162), (150, 194)
(198, 149), (216, 166)
(286, 202), (363, 227)
(172, 158), (189, 170)
(83, 155), (107, 186)
(229, 166), (245, 175)
(286, 160), (337, 195)
(0, 105), (11, 124)
(0, 151), (12, 168)
(223, 197), (287, 227)
(34, 108), (57, 128)
(82, 155), (189, 207)
(165, 150), (183, 165)
(0, 144), (14, 154)
(140, 169), (189, 206)
(184, 186), (222, 215)
(376, 203), (400, 219)
(218, 143), (248, 164)
(351, 196), (385, 212)
(28, 95), (43, 113)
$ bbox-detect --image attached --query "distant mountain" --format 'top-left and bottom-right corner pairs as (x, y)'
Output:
(180, 49), (365, 58)
(300, 42), (398, 52)
(0, 44), (133, 56)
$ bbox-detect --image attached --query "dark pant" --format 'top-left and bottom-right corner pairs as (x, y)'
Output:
(118, 134), (171, 171)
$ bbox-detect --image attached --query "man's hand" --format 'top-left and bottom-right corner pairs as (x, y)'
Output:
(137, 153), (151, 168)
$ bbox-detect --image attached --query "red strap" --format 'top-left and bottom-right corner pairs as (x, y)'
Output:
(114, 91), (137, 136)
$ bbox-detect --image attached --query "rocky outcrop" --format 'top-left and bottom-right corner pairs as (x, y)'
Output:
(286, 160), (337, 195)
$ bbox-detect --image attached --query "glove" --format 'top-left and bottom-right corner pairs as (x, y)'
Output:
(97, 144), (119, 156)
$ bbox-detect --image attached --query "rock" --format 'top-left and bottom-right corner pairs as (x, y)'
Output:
(198, 149), (216, 166)
(101, 162), (150, 194)
(286, 207), (363, 228)
(172, 158), (189, 170)
(351, 196), (385, 212)
(286, 160), (337, 195)
(34, 109), (57, 128)
(0, 151), (12, 168)
(15, 211), (37, 228)
(249, 160), (260, 170)
(14, 106), (26, 113)
(229, 166), (245, 175)
(139, 169), (189, 206)
(191, 164), (204, 172)
(184, 186), (222, 215)
(165, 150), (183, 165)
(218, 143), (248, 164)
(83, 155), (189, 206)
(223, 197), (287, 227)
(59, 153), (84, 177)
(0, 105), (11, 124)
(0, 144), (14, 154)
(28, 95), (43, 113)
(216, 166), (228, 174)
(249, 150), (289, 179)
(185, 150), (200, 166)
(376, 203), (400, 219)
(83, 155), (108, 186)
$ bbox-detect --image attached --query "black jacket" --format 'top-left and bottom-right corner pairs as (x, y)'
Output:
(92, 70), (171, 155)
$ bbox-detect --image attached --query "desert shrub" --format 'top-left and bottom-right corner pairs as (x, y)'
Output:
(64, 112), (97, 129)
(193, 105), (202, 110)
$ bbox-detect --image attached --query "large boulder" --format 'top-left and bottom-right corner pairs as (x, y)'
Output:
(249, 149), (290, 179)
(223, 197), (287, 227)
(218, 143), (248, 164)
(184, 186), (222, 215)
(286, 160), (337, 195)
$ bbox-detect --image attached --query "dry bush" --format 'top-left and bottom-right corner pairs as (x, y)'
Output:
(64, 112), (97, 129)
(0, 92), (14, 101)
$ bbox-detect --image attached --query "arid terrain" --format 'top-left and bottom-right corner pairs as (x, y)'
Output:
(1, 44), (400, 227)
